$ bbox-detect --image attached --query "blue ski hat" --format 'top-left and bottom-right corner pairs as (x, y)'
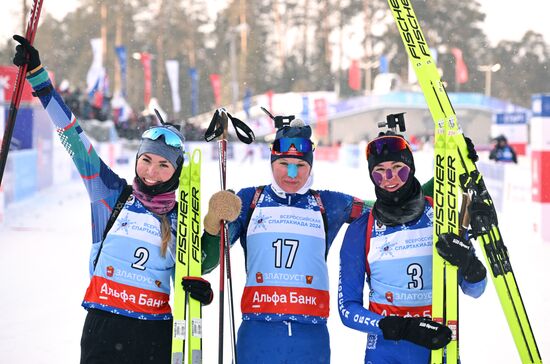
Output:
(270, 119), (315, 166)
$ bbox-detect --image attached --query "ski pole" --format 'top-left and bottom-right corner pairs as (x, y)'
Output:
(205, 108), (254, 364)
(218, 115), (228, 364)
(0, 0), (44, 185)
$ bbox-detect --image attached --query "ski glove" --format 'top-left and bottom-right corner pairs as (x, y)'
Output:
(181, 276), (213, 305)
(436, 232), (487, 283)
(203, 190), (242, 235)
(12, 34), (41, 72)
(469, 196), (498, 235)
(379, 316), (452, 350)
(464, 136), (479, 163)
(436, 233), (473, 269)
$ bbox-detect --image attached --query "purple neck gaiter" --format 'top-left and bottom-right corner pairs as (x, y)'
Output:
(132, 179), (176, 215)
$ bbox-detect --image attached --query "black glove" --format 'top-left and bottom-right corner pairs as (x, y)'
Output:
(437, 232), (486, 283)
(181, 276), (213, 305)
(462, 256), (487, 283)
(436, 233), (473, 269)
(468, 197), (498, 235)
(12, 34), (41, 71)
(379, 316), (452, 350)
(464, 136), (478, 163)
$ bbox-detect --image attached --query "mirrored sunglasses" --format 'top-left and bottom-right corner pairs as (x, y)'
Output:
(366, 135), (410, 159)
(141, 127), (185, 150)
(271, 137), (315, 154)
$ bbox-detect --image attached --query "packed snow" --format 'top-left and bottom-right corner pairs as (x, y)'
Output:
(1, 145), (548, 363)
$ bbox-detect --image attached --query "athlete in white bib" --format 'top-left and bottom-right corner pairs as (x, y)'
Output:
(201, 116), (371, 363)
(338, 131), (487, 364)
(12, 35), (213, 364)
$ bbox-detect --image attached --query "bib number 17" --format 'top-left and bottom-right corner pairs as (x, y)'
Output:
(272, 239), (299, 268)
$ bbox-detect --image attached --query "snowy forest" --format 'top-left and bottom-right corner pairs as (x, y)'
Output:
(0, 0), (549, 119)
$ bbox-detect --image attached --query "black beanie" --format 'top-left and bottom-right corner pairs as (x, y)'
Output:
(270, 119), (314, 166)
(367, 132), (415, 179)
(368, 132), (424, 224)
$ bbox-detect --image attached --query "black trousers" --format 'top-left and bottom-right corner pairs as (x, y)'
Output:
(80, 309), (172, 364)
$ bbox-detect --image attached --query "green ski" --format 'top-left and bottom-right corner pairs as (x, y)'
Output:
(172, 149), (203, 364)
(386, 1), (542, 363)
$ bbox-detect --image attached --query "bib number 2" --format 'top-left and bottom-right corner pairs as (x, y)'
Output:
(132, 247), (149, 270)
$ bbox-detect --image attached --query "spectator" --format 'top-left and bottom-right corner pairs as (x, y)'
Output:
(489, 135), (517, 163)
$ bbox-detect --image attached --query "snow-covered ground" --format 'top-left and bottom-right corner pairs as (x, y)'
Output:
(1, 149), (548, 363)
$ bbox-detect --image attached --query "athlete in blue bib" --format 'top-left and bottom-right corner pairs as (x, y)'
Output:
(338, 131), (488, 364)
(12, 35), (212, 364)
(201, 116), (371, 363)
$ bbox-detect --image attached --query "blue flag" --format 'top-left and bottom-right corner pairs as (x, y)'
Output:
(115, 46), (127, 97)
(379, 55), (389, 74)
(301, 95), (309, 123)
(188, 67), (199, 116)
(243, 88), (252, 119)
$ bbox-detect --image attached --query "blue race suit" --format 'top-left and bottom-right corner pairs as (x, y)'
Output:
(229, 184), (365, 364)
(338, 199), (487, 364)
(27, 68), (178, 320)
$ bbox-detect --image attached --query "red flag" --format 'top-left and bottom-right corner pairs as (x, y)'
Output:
(93, 89), (104, 109)
(451, 48), (468, 84)
(314, 98), (328, 138)
(0, 66), (35, 103)
(140, 52), (152, 106)
(209, 74), (221, 107)
(348, 59), (361, 90)
(266, 90), (274, 112)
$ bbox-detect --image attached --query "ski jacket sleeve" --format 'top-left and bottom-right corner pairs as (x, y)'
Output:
(318, 190), (368, 249)
(233, 187), (257, 247)
(338, 213), (384, 335)
(26, 68), (126, 244)
(458, 274), (486, 298)
(201, 232), (220, 275)
(422, 177), (434, 198)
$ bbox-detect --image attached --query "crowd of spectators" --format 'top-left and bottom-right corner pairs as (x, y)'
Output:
(57, 84), (206, 141)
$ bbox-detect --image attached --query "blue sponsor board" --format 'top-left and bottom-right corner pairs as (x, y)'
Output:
(494, 112), (527, 124)
(532, 94), (550, 117)
(331, 92), (529, 118)
(34, 107), (54, 190)
(5, 106), (34, 150)
(11, 150), (38, 202)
